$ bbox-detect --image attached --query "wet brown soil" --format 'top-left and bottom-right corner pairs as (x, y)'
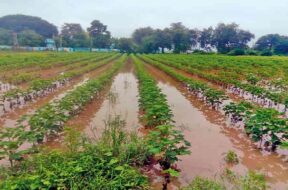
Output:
(0, 61), (115, 128)
(143, 63), (288, 190)
(46, 59), (142, 147)
(1, 56), (109, 90)
(155, 61), (286, 112)
(65, 59), (141, 136)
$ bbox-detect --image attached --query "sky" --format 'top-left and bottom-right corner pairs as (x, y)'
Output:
(0, 0), (288, 39)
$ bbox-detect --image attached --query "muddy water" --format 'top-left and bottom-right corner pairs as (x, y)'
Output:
(161, 63), (286, 113)
(144, 63), (288, 190)
(47, 60), (142, 148)
(0, 62), (114, 128)
(84, 61), (141, 137)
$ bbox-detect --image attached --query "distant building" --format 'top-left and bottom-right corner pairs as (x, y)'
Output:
(45, 39), (56, 50)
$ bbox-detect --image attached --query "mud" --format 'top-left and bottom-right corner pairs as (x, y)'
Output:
(159, 62), (287, 114)
(46, 59), (142, 147)
(0, 61), (115, 128)
(144, 63), (288, 190)
(0, 60), (115, 117)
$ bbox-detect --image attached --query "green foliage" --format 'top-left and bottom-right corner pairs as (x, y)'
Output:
(132, 55), (173, 127)
(147, 125), (191, 164)
(140, 55), (228, 107)
(260, 50), (273, 56)
(246, 74), (260, 85)
(228, 48), (246, 56)
(0, 28), (13, 45)
(8, 73), (38, 85)
(60, 23), (90, 48)
(0, 14), (58, 38)
(18, 29), (45, 46)
(225, 100), (288, 150)
(87, 20), (111, 48)
(242, 171), (267, 190)
(0, 126), (34, 167)
(25, 56), (125, 143)
(181, 177), (224, 190)
(225, 150), (239, 164)
(0, 117), (149, 190)
(132, 55), (190, 185)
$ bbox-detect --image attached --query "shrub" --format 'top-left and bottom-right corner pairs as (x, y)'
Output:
(260, 50), (273, 56)
(228, 48), (246, 56)
(225, 150), (239, 164)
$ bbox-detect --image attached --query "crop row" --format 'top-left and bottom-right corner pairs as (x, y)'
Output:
(0, 52), (106, 70)
(149, 54), (288, 81)
(0, 55), (125, 168)
(1, 53), (113, 85)
(146, 55), (288, 111)
(140, 55), (288, 152)
(224, 101), (288, 151)
(132, 55), (190, 188)
(0, 54), (120, 114)
(139, 55), (228, 108)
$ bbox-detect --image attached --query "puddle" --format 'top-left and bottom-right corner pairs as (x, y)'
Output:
(84, 60), (142, 137)
(144, 63), (288, 190)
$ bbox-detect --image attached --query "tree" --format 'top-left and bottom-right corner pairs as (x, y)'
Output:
(0, 14), (58, 38)
(199, 27), (214, 51)
(274, 38), (288, 55)
(0, 28), (13, 45)
(117, 38), (135, 53)
(153, 29), (172, 53)
(132, 27), (154, 45)
(61, 23), (89, 47)
(254, 34), (288, 55)
(212, 23), (254, 53)
(169, 22), (191, 53)
(189, 29), (201, 49)
(87, 20), (111, 48)
(18, 29), (44, 46)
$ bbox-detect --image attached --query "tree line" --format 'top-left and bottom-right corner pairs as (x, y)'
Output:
(0, 14), (287, 55)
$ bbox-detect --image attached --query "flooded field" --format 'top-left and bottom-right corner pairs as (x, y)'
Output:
(143, 63), (288, 190)
(0, 53), (287, 190)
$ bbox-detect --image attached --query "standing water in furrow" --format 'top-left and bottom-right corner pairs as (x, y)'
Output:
(0, 59), (115, 129)
(84, 58), (142, 137)
(144, 63), (288, 190)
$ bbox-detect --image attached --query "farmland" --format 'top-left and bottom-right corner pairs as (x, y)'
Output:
(0, 52), (287, 190)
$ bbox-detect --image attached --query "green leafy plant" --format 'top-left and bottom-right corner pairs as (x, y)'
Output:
(225, 150), (239, 164)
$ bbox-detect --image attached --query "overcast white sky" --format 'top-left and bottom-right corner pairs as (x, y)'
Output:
(0, 0), (287, 39)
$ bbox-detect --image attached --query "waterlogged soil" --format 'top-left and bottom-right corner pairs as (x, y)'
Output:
(0, 61), (116, 166)
(47, 59), (142, 148)
(143, 63), (288, 190)
(163, 64), (286, 113)
(0, 61), (115, 128)
(86, 61), (141, 133)
(0, 57), (104, 90)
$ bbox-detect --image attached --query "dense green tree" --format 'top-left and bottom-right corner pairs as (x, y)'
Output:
(274, 39), (288, 55)
(189, 29), (201, 48)
(18, 29), (44, 46)
(169, 22), (191, 53)
(0, 15), (58, 38)
(87, 20), (111, 48)
(117, 38), (135, 53)
(212, 23), (254, 53)
(132, 27), (154, 45)
(254, 34), (288, 55)
(60, 23), (89, 47)
(199, 27), (214, 51)
(0, 28), (13, 45)
(254, 34), (282, 51)
(152, 29), (172, 53)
